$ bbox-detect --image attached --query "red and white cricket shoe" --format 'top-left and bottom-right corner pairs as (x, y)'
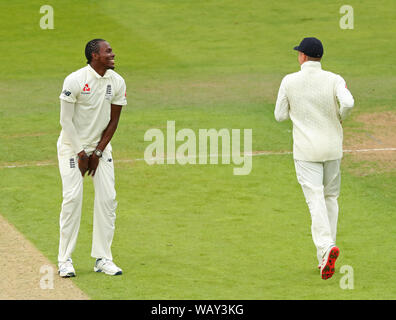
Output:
(320, 246), (340, 280)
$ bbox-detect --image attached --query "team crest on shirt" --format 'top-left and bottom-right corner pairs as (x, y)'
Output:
(105, 84), (112, 100)
(81, 83), (91, 94)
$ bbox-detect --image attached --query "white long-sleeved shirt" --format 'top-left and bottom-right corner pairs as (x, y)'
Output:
(60, 100), (84, 154)
(274, 61), (354, 161)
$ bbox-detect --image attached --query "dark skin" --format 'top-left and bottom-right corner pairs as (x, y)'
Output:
(77, 41), (123, 177)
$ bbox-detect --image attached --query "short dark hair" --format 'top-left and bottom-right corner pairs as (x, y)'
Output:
(85, 39), (105, 64)
(307, 56), (322, 62)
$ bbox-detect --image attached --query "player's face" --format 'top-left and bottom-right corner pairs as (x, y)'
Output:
(97, 41), (116, 70)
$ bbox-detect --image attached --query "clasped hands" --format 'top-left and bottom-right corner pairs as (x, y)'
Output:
(77, 150), (100, 177)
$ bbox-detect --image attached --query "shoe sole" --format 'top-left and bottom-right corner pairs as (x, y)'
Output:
(321, 246), (340, 280)
(94, 267), (122, 276)
(58, 271), (76, 278)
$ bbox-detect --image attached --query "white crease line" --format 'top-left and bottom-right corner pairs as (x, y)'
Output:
(344, 148), (396, 153)
(135, 148), (396, 162)
(2, 162), (54, 169)
(1, 148), (395, 169)
(133, 151), (293, 162)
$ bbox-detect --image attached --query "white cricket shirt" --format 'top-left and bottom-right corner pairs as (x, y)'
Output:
(59, 64), (127, 151)
(274, 61), (354, 162)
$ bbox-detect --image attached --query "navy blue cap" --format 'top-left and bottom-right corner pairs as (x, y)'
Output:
(293, 37), (323, 58)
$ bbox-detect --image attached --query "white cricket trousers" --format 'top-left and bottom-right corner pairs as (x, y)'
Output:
(57, 139), (117, 263)
(294, 159), (341, 264)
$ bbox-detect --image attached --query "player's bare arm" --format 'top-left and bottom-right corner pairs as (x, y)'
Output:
(88, 104), (123, 176)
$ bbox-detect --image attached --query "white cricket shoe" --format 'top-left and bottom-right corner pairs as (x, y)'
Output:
(94, 258), (122, 275)
(58, 258), (76, 278)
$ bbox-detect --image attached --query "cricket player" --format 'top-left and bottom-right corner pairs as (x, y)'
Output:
(57, 39), (127, 277)
(274, 37), (354, 280)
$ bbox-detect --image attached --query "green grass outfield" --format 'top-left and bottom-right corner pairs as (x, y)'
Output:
(0, 0), (395, 299)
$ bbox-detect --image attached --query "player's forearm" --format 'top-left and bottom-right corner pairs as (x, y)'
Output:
(274, 80), (290, 122)
(96, 105), (123, 152)
(339, 95), (354, 120)
(335, 77), (354, 121)
(338, 91), (354, 121)
(60, 100), (84, 154)
(274, 97), (290, 122)
(96, 120), (119, 152)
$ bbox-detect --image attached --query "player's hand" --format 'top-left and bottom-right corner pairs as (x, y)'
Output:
(88, 153), (100, 177)
(78, 151), (89, 177)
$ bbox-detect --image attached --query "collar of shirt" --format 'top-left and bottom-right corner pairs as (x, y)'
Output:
(300, 61), (322, 71)
(87, 64), (111, 79)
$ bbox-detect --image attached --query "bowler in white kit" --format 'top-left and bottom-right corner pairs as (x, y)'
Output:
(57, 39), (127, 277)
(274, 37), (354, 280)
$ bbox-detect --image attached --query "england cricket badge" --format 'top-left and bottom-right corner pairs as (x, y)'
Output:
(105, 84), (112, 100)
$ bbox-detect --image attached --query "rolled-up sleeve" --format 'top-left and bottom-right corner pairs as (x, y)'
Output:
(112, 78), (127, 106)
(274, 76), (290, 122)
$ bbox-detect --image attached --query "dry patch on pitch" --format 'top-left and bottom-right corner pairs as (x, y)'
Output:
(343, 111), (396, 176)
(0, 214), (89, 300)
